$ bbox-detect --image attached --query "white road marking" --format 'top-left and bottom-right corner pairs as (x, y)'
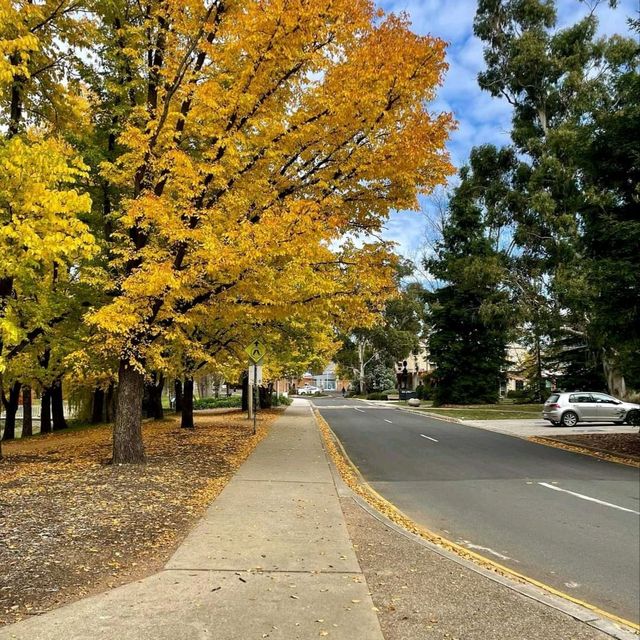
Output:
(460, 540), (514, 561)
(538, 482), (640, 514)
(384, 419), (393, 424)
(420, 434), (438, 442)
(564, 581), (581, 589)
(354, 408), (365, 413)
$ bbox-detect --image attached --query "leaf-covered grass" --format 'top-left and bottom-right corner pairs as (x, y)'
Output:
(0, 410), (281, 626)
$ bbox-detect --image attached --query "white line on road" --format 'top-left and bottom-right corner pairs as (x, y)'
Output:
(460, 540), (514, 561)
(420, 434), (438, 442)
(384, 419), (393, 424)
(538, 482), (640, 514)
(354, 408), (365, 413)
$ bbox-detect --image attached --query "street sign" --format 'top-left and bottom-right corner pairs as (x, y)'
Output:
(245, 339), (266, 363)
(248, 365), (263, 385)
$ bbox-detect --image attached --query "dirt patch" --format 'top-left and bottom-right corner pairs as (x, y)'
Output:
(0, 409), (280, 626)
(542, 432), (640, 459)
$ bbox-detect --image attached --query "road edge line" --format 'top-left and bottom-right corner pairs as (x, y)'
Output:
(312, 408), (640, 639)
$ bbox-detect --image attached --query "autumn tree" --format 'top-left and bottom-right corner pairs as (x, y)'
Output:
(80, 0), (453, 463)
(0, 1), (97, 454)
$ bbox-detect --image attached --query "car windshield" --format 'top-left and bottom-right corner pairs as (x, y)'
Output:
(545, 394), (559, 403)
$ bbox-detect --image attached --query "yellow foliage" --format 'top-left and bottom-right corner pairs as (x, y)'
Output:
(87, 0), (454, 377)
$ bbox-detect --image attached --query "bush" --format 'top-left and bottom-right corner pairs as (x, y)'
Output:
(506, 389), (533, 403)
(193, 396), (242, 410)
(366, 392), (388, 401)
(272, 394), (292, 406)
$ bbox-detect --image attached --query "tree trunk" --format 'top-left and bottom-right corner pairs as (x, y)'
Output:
(174, 379), (183, 412)
(602, 353), (626, 399)
(22, 386), (32, 437)
(51, 379), (67, 430)
(91, 388), (105, 424)
(113, 360), (145, 464)
(40, 388), (52, 434)
(259, 383), (273, 409)
(181, 377), (194, 429)
(105, 383), (116, 422)
(145, 374), (164, 419)
(1, 382), (21, 441)
(241, 372), (249, 411)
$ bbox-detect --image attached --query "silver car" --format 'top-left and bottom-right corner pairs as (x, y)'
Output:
(543, 392), (640, 427)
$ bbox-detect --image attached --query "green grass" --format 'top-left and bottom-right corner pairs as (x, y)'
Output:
(421, 408), (542, 420)
(397, 402), (543, 420)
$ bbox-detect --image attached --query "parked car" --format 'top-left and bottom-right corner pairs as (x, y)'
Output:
(543, 392), (640, 427)
(297, 385), (321, 395)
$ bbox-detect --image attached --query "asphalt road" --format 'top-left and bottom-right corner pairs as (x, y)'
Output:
(313, 396), (640, 623)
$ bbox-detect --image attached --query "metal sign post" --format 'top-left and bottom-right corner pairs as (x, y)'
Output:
(245, 340), (266, 436)
(253, 363), (257, 435)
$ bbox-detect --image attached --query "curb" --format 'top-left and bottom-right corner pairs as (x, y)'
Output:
(312, 408), (640, 640)
(529, 436), (640, 468)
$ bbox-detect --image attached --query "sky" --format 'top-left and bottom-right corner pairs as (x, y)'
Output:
(375, 0), (638, 264)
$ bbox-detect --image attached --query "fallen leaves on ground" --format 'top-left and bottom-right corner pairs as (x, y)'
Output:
(0, 409), (280, 626)
(532, 432), (639, 465)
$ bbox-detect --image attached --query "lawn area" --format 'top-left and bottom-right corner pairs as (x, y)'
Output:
(0, 408), (282, 626)
(402, 403), (543, 420)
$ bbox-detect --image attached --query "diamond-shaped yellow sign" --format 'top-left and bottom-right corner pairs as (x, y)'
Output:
(245, 339), (266, 363)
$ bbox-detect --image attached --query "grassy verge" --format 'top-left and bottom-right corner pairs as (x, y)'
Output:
(397, 403), (542, 420)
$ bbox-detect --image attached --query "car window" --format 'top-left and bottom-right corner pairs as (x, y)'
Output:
(546, 394), (560, 403)
(592, 393), (617, 404)
(569, 393), (593, 403)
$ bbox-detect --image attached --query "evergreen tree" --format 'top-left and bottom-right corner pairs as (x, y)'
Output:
(473, 0), (639, 395)
(426, 163), (512, 405)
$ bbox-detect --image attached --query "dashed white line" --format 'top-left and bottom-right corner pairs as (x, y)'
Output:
(354, 408), (365, 413)
(384, 419), (393, 424)
(538, 482), (640, 514)
(420, 434), (438, 442)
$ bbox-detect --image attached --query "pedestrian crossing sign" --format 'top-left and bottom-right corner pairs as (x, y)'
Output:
(245, 339), (266, 363)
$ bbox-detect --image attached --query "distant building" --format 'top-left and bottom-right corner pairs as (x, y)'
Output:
(394, 341), (434, 390)
(294, 362), (350, 393)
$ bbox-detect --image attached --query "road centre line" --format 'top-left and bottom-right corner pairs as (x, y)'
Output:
(384, 419), (393, 424)
(354, 408), (365, 413)
(538, 482), (640, 515)
(420, 434), (438, 442)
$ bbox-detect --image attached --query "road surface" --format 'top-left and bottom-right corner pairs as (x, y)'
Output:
(313, 396), (640, 623)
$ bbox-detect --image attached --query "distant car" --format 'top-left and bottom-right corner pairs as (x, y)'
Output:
(543, 392), (640, 427)
(297, 385), (321, 395)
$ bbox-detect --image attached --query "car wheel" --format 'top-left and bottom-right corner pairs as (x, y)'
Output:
(561, 411), (579, 427)
(626, 409), (640, 426)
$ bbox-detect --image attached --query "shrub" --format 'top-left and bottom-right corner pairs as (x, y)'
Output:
(366, 392), (388, 401)
(193, 396), (242, 410)
(506, 389), (533, 403)
(272, 394), (292, 406)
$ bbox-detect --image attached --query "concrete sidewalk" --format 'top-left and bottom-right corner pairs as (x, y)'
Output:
(0, 401), (383, 640)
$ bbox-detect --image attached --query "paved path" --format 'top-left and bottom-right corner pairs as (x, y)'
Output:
(313, 397), (640, 623)
(0, 401), (383, 640)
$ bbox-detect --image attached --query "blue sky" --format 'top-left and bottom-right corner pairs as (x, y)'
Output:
(376, 0), (638, 263)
